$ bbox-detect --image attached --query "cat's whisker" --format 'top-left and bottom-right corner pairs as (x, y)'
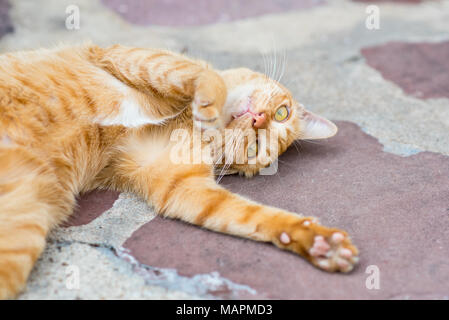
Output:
(276, 158), (295, 169)
(216, 129), (240, 183)
(216, 144), (229, 181)
(277, 49), (287, 83)
(301, 139), (325, 145)
(292, 140), (301, 153)
(217, 127), (247, 183)
(213, 141), (226, 167)
(266, 53), (273, 80)
(272, 45), (277, 82)
(264, 39), (276, 80)
(260, 49), (270, 78)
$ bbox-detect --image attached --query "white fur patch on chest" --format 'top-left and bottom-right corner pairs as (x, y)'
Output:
(96, 99), (165, 128)
(94, 72), (168, 128)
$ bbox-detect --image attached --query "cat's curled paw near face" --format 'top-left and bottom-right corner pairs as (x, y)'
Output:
(192, 69), (227, 130)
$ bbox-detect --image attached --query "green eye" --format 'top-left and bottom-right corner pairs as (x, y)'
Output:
(247, 142), (257, 159)
(274, 105), (289, 122)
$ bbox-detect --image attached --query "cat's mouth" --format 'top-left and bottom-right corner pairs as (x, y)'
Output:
(227, 97), (263, 128)
(231, 97), (253, 119)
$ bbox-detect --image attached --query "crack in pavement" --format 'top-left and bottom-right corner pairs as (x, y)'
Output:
(49, 239), (258, 299)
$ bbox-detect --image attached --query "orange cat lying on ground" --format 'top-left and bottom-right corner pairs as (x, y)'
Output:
(0, 44), (358, 299)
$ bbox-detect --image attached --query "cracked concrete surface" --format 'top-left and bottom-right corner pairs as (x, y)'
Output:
(20, 241), (199, 299)
(0, 0), (447, 299)
(53, 193), (157, 247)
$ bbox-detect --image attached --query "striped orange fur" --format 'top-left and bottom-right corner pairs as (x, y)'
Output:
(0, 44), (358, 299)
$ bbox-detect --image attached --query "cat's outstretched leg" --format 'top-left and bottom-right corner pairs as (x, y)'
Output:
(0, 148), (74, 299)
(158, 170), (358, 272)
(100, 150), (359, 272)
(89, 45), (227, 129)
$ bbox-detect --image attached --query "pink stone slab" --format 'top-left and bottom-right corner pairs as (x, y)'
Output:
(101, 0), (325, 26)
(63, 190), (120, 227)
(354, 0), (425, 3)
(362, 41), (449, 99)
(0, 0), (13, 39)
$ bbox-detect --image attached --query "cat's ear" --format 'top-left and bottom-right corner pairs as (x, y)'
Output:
(300, 111), (338, 140)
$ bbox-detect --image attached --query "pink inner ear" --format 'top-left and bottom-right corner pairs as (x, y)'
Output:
(300, 111), (338, 140)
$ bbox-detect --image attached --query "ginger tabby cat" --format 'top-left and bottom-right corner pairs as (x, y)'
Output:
(0, 44), (358, 299)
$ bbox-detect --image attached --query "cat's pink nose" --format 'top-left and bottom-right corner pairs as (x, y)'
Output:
(253, 113), (266, 128)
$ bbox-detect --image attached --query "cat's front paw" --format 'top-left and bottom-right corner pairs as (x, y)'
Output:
(192, 70), (227, 130)
(276, 218), (359, 273)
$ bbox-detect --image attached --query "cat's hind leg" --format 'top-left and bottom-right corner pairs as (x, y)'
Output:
(0, 147), (74, 299)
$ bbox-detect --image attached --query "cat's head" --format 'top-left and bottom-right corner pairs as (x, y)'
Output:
(216, 68), (337, 177)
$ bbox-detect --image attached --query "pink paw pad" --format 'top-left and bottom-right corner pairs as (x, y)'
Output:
(310, 235), (331, 256)
(331, 232), (345, 244)
(339, 248), (353, 258)
(280, 232), (290, 244)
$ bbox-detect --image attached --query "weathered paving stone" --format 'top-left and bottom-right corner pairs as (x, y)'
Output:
(362, 41), (449, 99)
(101, 0), (325, 26)
(0, 0), (13, 39)
(124, 121), (449, 299)
(64, 190), (120, 227)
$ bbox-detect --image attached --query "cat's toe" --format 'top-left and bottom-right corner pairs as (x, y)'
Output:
(192, 102), (222, 130)
(309, 235), (330, 256)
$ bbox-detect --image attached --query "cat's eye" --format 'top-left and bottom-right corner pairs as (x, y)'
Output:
(247, 142), (257, 159)
(274, 105), (290, 122)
